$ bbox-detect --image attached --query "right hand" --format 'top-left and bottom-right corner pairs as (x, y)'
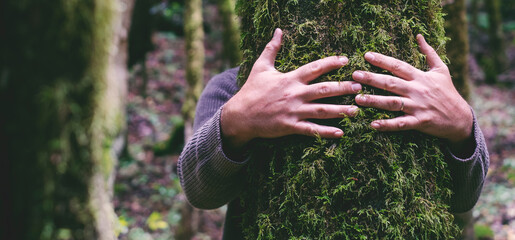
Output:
(221, 28), (362, 150)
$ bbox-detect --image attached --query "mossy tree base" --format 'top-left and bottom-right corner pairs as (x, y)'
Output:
(236, 0), (460, 239)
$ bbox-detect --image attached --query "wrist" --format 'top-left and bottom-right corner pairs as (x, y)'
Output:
(446, 107), (474, 158)
(221, 100), (253, 152)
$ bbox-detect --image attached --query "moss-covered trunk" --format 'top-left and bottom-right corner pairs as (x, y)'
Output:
(182, 0), (205, 140)
(237, 0), (460, 238)
(444, 0), (471, 100)
(176, 0), (205, 239)
(0, 0), (133, 239)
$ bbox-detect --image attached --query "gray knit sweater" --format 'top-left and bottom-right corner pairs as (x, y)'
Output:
(178, 67), (489, 239)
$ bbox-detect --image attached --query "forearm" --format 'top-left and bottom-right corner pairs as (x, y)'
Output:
(178, 108), (250, 209)
(445, 111), (489, 213)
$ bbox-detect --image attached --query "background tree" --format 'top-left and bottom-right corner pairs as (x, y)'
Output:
(485, 0), (507, 84)
(444, 0), (471, 100)
(176, 0), (205, 238)
(217, 0), (242, 67)
(128, 0), (158, 97)
(237, 0), (460, 238)
(0, 0), (134, 239)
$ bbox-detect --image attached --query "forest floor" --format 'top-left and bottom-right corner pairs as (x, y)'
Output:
(114, 12), (515, 240)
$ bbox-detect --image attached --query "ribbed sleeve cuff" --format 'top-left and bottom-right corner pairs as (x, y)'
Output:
(196, 107), (250, 177)
(178, 107), (250, 209)
(445, 111), (482, 163)
(444, 109), (489, 213)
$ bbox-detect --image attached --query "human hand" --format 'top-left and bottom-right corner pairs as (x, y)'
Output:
(352, 34), (473, 144)
(221, 28), (362, 150)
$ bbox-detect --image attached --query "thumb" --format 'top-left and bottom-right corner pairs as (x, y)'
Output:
(255, 28), (283, 70)
(417, 34), (446, 71)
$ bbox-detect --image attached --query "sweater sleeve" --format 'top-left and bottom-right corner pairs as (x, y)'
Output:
(445, 110), (490, 213)
(178, 68), (250, 210)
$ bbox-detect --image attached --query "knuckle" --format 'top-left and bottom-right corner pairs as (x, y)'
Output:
(419, 87), (431, 96)
(265, 43), (277, 52)
(397, 119), (407, 129)
(310, 61), (322, 74)
(317, 85), (331, 96)
(303, 125), (316, 136)
(315, 107), (328, 118)
(385, 77), (397, 90)
(392, 62), (403, 72)
(390, 98), (401, 110)
(419, 116), (431, 126)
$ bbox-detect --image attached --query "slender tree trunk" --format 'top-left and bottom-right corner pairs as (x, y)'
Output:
(217, 0), (242, 67)
(485, 0), (507, 84)
(0, 0), (133, 239)
(237, 0), (460, 238)
(182, 0), (205, 137)
(444, 0), (471, 100)
(176, 0), (205, 238)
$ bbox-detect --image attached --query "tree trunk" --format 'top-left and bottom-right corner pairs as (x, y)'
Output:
(485, 0), (507, 84)
(237, 0), (460, 239)
(0, 0), (133, 239)
(176, 0), (205, 239)
(444, 0), (471, 100)
(182, 0), (205, 132)
(217, 0), (242, 67)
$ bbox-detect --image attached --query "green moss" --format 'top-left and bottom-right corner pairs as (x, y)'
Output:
(236, 0), (459, 239)
(474, 224), (494, 239)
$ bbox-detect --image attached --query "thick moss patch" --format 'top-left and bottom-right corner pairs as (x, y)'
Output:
(236, 0), (460, 239)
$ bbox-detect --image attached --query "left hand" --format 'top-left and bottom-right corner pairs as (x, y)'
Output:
(352, 34), (473, 144)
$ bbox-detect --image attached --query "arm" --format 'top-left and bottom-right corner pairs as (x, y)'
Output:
(179, 28), (362, 209)
(351, 34), (489, 212)
(178, 68), (247, 210)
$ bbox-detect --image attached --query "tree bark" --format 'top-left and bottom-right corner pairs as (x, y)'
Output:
(444, 0), (471, 100)
(182, 0), (205, 131)
(176, 0), (205, 238)
(485, 0), (507, 83)
(0, 0), (133, 239)
(237, 0), (460, 238)
(217, 0), (242, 67)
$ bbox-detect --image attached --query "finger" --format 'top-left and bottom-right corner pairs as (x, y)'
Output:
(254, 28), (283, 70)
(355, 95), (413, 113)
(293, 121), (344, 138)
(364, 52), (421, 80)
(352, 71), (410, 95)
(296, 104), (359, 119)
(371, 115), (419, 132)
(291, 56), (349, 83)
(302, 81), (361, 101)
(416, 34), (446, 71)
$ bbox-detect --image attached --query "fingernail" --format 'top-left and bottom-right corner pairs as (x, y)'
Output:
(365, 52), (375, 61)
(349, 106), (359, 115)
(371, 122), (380, 129)
(356, 94), (367, 102)
(353, 71), (364, 80)
(339, 56), (348, 64)
(274, 28), (281, 38)
(351, 83), (362, 91)
(334, 130), (344, 137)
